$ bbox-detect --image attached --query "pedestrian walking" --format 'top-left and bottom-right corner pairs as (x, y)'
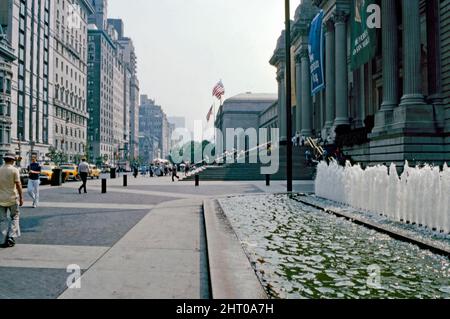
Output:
(78, 158), (90, 194)
(0, 153), (24, 248)
(184, 163), (190, 176)
(149, 165), (154, 178)
(305, 150), (313, 167)
(27, 155), (41, 208)
(133, 165), (139, 178)
(172, 165), (180, 182)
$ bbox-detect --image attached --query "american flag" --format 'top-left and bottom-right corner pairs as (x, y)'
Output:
(212, 80), (225, 100)
(206, 105), (214, 122)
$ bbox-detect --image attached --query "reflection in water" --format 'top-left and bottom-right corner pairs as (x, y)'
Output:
(219, 194), (450, 299)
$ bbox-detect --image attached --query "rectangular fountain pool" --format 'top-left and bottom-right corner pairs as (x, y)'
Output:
(218, 194), (450, 299)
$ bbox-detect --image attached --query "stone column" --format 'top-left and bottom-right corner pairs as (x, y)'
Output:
(399, 0), (425, 106)
(334, 12), (350, 126)
(278, 67), (287, 142)
(276, 73), (282, 132)
(295, 54), (302, 134)
(300, 48), (313, 137)
(426, 0), (445, 130)
(426, 0), (442, 105)
(373, 0), (399, 133)
(324, 19), (335, 131)
(359, 67), (366, 126)
(395, 0), (434, 131)
(352, 68), (363, 128)
(381, 0), (399, 111)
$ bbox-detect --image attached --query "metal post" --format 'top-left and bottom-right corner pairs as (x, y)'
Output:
(123, 174), (127, 187)
(285, 0), (293, 192)
(195, 174), (199, 187)
(266, 174), (271, 187)
(101, 178), (107, 194)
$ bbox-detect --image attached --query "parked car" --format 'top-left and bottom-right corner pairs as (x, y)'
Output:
(101, 165), (111, 174)
(40, 164), (57, 184)
(89, 165), (101, 179)
(60, 164), (80, 181)
(19, 168), (29, 188)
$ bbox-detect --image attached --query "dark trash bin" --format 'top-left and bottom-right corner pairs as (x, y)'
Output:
(110, 167), (117, 179)
(51, 168), (62, 186)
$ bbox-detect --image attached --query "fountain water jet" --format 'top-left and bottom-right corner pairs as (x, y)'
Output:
(315, 161), (450, 233)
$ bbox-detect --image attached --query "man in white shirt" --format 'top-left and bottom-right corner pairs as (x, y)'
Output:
(78, 158), (90, 194)
(0, 153), (24, 248)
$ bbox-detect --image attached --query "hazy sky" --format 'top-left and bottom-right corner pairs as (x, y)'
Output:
(108, 0), (299, 132)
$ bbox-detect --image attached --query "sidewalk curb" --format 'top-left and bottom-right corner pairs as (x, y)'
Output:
(203, 199), (268, 299)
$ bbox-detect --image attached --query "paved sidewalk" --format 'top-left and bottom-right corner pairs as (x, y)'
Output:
(0, 175), (314, 299)
(59, 199), (209, 299)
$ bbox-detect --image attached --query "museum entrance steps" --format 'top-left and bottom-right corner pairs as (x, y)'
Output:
(181, 145), (316, 182)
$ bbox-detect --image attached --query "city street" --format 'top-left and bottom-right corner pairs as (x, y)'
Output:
(0, 175), (313, 299)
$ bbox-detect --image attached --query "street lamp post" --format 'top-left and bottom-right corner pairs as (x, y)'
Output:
(285, 0), (293, 192)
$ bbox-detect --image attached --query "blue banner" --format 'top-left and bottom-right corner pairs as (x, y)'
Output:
(308, 10), (325, 95)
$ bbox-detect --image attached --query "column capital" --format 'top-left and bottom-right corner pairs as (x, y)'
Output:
(299, 48), (309, 59)
(323, 18), (335, 33)
(333, 11), (348, 25)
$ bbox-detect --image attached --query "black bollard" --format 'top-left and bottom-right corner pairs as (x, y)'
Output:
(195, 174), (199, 187)
(265, 174), (270, 186)
(102, 178), (107, 194)
(123, 174), (128, 187)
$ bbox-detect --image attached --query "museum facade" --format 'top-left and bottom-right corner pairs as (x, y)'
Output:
(269, 0), (450, 167)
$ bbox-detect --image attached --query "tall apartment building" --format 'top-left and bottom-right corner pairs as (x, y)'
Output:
(139, 95), (170, 163)
(52, 0), (93, 162)
(86, 25), (115, 164)
(108, 24), (125, 163)
(108, 18), (140, 161)
(0, 0), (53, 165)
(87, 0), (133, 165)
(0, 25), (16, 164)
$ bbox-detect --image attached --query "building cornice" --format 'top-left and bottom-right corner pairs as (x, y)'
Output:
(269, 31), (286, 66)
(88, 29), (117, 49)
(80, 0), (95, 15)
(0, 43), (16, 61)
(291, 0), (320, 42)
(0, 26), (16, 62)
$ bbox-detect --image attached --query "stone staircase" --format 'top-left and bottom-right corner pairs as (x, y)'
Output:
(181, 145), (316, 181)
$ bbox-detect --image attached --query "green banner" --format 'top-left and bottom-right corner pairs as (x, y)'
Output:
(350, 0), (377, 70)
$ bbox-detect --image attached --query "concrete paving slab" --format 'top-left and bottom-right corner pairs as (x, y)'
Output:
(91, 248), (203, 274)
(59, 268), (209, 299)
(58, 199), (210, 299)
(0, 267), (70, 299)
(33, 202), (155, 210)
(112, 211), (201, 250)
(0, 244), (108, 270)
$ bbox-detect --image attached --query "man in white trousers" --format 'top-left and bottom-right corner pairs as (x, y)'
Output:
(0, 153), (24, 248)
(27, 155), (41, 208)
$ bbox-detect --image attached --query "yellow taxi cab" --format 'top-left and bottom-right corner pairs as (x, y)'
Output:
(89, 164), (101, 179)
(40, 164), (57, 184)
(60, 164), (80, 181)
